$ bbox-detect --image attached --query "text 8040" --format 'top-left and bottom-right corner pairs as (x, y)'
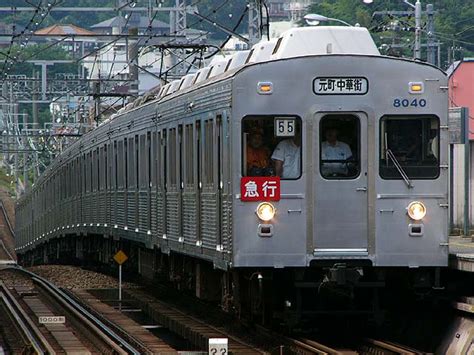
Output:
(393, 98), (427, 108)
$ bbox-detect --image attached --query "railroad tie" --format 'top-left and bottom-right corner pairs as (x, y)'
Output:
(72, 289), (176, 354)
(22, 295), (91, 354)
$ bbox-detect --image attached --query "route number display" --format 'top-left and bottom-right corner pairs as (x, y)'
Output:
(275, 118), (295, 137)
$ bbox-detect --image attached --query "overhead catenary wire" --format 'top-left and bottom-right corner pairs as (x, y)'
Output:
(2, 0), (252, 180)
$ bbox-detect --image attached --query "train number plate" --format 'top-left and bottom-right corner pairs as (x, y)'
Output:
(241, 177), (280, 202)
(313, 77), (368, 95)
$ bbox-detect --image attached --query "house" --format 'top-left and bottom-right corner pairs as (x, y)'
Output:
(91, 14), (169, 35)
(447, 58), (474, 140)
(34, 24), (97, 55)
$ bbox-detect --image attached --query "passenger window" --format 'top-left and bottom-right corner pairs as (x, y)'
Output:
(203, 119), (214, 184)
(184, 124), (194, 185)
(139, 134), (147, 189)
(320, 115), (360, 179)
(380, 115), (439, 179)
(242, 116), (302, 179)
(118, 140), (125, 188)
(169, 128), (177, 185)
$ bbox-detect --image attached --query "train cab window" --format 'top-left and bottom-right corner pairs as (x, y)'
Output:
(320, 115), (360, 179)
(242, 116), (302, 179)
(380, 115), (439, 179)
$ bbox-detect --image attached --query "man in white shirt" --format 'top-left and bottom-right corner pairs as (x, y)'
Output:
(321, 128), (353, 177)
(271, 126), (301, 179)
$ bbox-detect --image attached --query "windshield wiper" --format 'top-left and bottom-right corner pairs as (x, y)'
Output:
(386, 149), (413, 188)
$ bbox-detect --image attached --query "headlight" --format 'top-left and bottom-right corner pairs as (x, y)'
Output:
(256, 202), (275, 221)
(407, 201), (426, 220)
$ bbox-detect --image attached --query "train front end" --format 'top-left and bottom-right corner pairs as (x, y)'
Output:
(232, 27), (449, 269)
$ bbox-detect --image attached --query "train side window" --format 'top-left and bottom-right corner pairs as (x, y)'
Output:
(96, 148), (100, 191)
(162, 130), (167, 189)
(179, 125), (183, 189)
(102, 146), (107, 190)
(203, 119), (215, 184)
(127, 136), (137, 189)
(151, 132), (159, 188)
(217, 115), (222, 189)
(146, 132), (151, 188)
(320, 115), (360, 179)
(168, 128), (177, 186)
(90, 151), (94, 192)
(184, 124), (194, 185)
(380, 115), (439, 179)
(88, 152), (93, 193)
(242, 115), (302, 179)
(113, 141), (118, 190)
(118, 140), (125, 189)
(196, 121), (201, 188)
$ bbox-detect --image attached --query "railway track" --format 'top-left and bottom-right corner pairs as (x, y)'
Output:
(360, 338), (422, 354)
(286, 337), (422, 354)
(0, 267), (145, 354)
(0, 280), (54, 354)
(0, 262), (428, 355)
(3, 264), (268, 353)
(121, 288), (267, 354)
(0, 240), (15, 266)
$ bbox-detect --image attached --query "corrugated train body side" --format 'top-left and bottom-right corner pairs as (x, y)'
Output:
(15, 53), (449, 322)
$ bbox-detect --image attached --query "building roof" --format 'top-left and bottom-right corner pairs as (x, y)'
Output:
(447, 58), (474, 77)
(35, 24), (96, 36)
(91, 15), (168, 30)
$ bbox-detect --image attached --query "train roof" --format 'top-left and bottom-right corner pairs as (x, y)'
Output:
(125, 27), (380, 113)
(271, 26), (380, 59)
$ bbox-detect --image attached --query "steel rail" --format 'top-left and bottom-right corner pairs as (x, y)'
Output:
(365, 338), (420, 354)
(32, 276), (138, 354)
(286, 337), (341, 354)
(62, 288), (153, 354)
(0, 281), (55, 354)
(15, 267), (141, 355)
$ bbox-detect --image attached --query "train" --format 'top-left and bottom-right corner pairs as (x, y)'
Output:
(15, 26), (449, 323)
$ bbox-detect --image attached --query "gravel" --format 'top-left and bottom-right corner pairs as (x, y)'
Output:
(0, 269), (34, 288)
(0, 188), (16, 260)
(26, 265), (139, 290)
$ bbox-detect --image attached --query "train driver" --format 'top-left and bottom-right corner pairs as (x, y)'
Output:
(321, 127), (353, 176)
(271, 125), (301, 179)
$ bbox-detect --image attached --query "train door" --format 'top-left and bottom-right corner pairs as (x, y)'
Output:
(314, 113), (368, 253)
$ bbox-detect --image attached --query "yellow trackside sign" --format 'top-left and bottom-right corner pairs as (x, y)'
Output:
(113, 250), (128, 265)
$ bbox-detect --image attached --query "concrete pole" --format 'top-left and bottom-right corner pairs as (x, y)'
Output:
(13, 102), (18, 197)
(22, 111), (28, 192)
(3, 83), (9, 165)
(128, 27), (139, 100)
(414, 0), (422, 60)
(32, 71), (39, 128)
(248, 0), (262, 46)
(426, 4), (435, 65)
(93, 81), (100, 125)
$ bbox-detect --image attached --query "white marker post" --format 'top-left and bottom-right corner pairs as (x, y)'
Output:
(113, 250), (128, 311)
(209, 338), (228, 355)
(119, 263), (122, 310)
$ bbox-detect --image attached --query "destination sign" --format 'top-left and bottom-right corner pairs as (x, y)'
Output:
(241, 177), (280, 202)
(314, 77), (368, 95)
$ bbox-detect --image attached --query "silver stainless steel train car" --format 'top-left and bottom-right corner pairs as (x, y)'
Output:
(16, 26), (449, 318)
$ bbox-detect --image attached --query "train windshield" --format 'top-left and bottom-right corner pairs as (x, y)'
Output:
(380, 115), (439, 179)
(319, 114), (360, 179)
(242, 116), (302, 179)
